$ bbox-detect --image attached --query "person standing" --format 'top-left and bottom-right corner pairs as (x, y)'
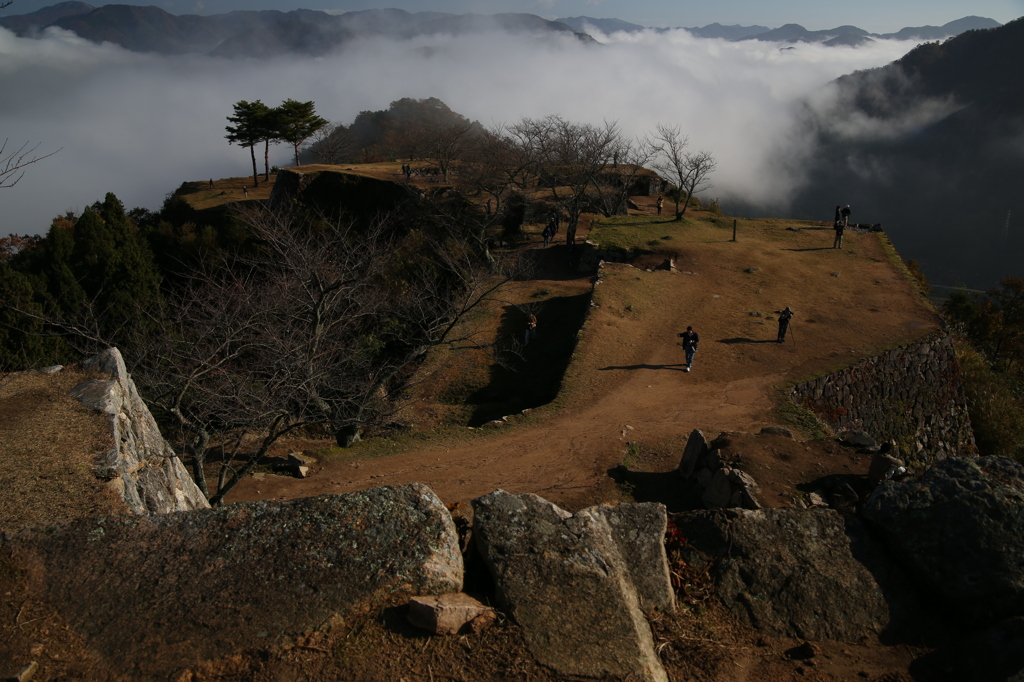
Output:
(657, 195), (664, 216)
(833, 219), (845, 249)
(834, 205), (842, 225)
(678, 326), (699, 372)
(777, 306), (794, 343)
(841, 204), (851, 227)
(524, 313), (538, 345)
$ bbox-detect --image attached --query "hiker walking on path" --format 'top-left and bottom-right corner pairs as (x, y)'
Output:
(777, 306), (794, 343)
(678, 326), (699, 372)
(542, 223), (554, 247)
(833, 219), (845, 249)
(524, 313), (538, 345)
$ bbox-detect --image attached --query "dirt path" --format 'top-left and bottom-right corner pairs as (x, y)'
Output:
(229, 213), (940, 510)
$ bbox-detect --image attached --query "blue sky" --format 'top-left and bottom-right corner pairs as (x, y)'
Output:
(2, 0), (1022, 32)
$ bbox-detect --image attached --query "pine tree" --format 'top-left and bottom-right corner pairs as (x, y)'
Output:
(274, 99), (327, 167)
(225, 100), (271, 187)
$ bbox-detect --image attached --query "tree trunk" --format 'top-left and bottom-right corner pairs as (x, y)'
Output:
(189, 429), (210, 499)
(293, 143), (301, 167)
(249, 146), (259, 187)
(264, 139), (271, 181)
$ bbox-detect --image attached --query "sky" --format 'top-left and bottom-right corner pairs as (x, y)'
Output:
(1, 0), (1022, 32)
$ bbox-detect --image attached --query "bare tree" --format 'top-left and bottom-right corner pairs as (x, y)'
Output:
(652, 124), (689, 220)
(305, 122), (354, 165)
(677, 150), (717, 218)
(423, 122), (475, 182)
(532, 116), (622, 247)
(1, 139), (59, 189)
(652, 124), (717, 219)
(130, 205), (518, 504)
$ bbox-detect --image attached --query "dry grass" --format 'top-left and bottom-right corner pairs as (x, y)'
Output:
(0, 368), (125, 531)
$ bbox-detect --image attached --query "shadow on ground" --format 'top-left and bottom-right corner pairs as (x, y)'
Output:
(466, 292), (591, 426)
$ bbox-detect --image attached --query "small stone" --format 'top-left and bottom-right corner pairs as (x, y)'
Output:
(9, 662), (38, 682)
(830, 272), (840, 277)
(787, 641), (820, 659)
(840, 431), (876, 448)
(37, 365), (63, 374)
(28, 643), (44, 656)
(408, 593), (492, 635)
(745, 267), (761, 273)
(759, 426), (794, 438)
(295, 466), (310, 478)
(749, 311), (763, 317)
(468, 609), (497, 633)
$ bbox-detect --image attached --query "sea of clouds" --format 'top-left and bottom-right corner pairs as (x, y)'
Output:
(0, 23), (931, 234)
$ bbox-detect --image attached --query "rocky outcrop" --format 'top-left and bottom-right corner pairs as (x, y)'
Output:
(1, 484), (462, 676)
(69, 348), (209, 514)
(673, 508), (890, 641)
(791, 333), (976, 467)
(677, 429), (762, 509)
(472, 491), (670, 682)
(862, 455), (1024, 626)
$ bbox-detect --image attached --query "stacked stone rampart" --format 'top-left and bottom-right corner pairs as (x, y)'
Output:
(791, 333), (976, 466)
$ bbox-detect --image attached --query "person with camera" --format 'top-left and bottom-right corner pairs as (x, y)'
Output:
(678, 326), (699, 372)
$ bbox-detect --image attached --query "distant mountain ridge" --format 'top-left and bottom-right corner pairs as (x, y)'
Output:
(781, 16), (1024, 289)
(0, 3), (595, 56)
(0, 3), (1005, 56)
(558, 14), (1001, 45)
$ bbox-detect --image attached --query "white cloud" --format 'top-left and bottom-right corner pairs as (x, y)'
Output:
(0, 24), (929, 234)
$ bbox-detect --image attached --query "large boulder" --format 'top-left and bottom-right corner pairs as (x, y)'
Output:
(0, 484), (462, 677)
(71, 348), (209, 514)
(472, 491), (670, 682)
(673, 508), (890, 641)
(861, 455), (1024, 625)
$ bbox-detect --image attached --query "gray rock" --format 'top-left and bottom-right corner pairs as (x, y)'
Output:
(840, 430), (876, 448)
(702, 467), (734, 508)
(672, 508), (889, 641)
(677, 428), (709, 479)
(759, 426), (794, 438)
(472, 491), (668, 682)
(591, 503), (676, 614)
(862, 456), (1024, 626)
(71, 348), (209, 514)
(868, 453), (904, 481)
(1, 484), (461, 676)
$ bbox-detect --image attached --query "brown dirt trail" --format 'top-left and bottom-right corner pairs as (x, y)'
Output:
(229, 216), (939, 510)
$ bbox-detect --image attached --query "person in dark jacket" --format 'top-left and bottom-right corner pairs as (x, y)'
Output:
(777, 306), (794, 342)
(833, 220), (845, 248)
(678, 326), (699, 372)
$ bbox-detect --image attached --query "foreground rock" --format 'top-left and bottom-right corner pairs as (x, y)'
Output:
(1, 484), (461, 677)
(70, 348), (209, 514)
(862, 455), (1024, 626)
(677, 429), (762, 509)
(673, 508), (890, 641)
(472, 491), (670, 682)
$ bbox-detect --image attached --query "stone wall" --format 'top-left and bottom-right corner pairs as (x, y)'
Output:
(790, 333), (976, 466)
(70, 348), (210, 514)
